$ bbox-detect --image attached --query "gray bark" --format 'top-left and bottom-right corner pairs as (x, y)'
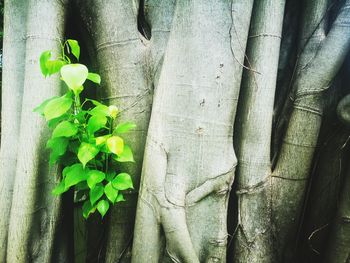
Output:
(0, 0), (27, 260)
(132, 0), (253, 262)
(78, 0), (175, 261)
(232, 0), (286, 262)
(272, 0), (350, 260)
(5, 0), (67, 262)
(323, 95), (350, 262)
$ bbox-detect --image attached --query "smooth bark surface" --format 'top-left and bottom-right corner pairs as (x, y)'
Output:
(232, 0), (285, 261)
(5, 1), (67, 262)
(132, 1), (253, 261)
(0, 0), (27, 260)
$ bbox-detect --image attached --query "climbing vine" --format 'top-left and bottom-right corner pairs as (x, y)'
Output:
(34, 39), (135, 218)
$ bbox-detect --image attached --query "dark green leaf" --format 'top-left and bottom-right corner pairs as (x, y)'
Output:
(87, 170), (105, 189)
(112, 173), (133, 190)
(52, 121), (78, 138)
(64, 163), (89, 190)
(77, 142), (99, 167)
(90, 184), (104, 205)
(104, 182), (118, 203)
(106, 171), (116, 182)
(114, 145), (134, 163)
(87, 115), (107, 135)
(82, 200), (96, 219)
(114, 122), (136, 134)
(44, 94), (72, 121)
(67, 39), (80, 60)
(97, 199), (109, 218)
(106, 136), (124, 155)
(87, 73), (101, 85)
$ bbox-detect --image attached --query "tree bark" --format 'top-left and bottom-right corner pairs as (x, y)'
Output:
(0, 0), (27, 260)
(132, 0), (253, 261)
(232, 0), (286, 262)
(272, 0), (350, 260)
(5, 1), (67, 262)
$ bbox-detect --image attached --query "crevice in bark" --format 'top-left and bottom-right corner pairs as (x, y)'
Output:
(137, 0), (152, 40)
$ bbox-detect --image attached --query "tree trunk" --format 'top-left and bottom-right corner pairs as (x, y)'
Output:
(0, 0), (350, 262)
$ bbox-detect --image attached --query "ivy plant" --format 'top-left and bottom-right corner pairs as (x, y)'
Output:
(34, 39), (135, 219)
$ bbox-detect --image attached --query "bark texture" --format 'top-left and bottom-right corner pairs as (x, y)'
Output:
(132, 1), (253, 261)
(232, 0), (285, 261)
(0, 0), (349, 262)
(0, 0), (27, 260)
(4, 1), (67, 262)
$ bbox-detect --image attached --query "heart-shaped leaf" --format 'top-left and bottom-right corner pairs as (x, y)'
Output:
(87, 170), (105, 189)
(97, 199), (110, 218)
(87, 115), (107, 135)
(52, 121), (78, 138)
(44, 95), (72, 121)
(64, 164), (89, 190)
(104, 182), (118, 203)
(87, 72), (101, 84)
(82, 200), (96, 219)
(60, 64), (88, 94)
(106, 136), (124, 155)
(112, 173), (133, 190)
(90, 184), (104, 205)
(114, 145), (134, 163)
(114, 122), (136, 134)
(78, 142), (99, 167)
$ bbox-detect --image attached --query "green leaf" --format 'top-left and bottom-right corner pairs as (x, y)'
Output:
(114, 122), (136, 134)
(44, 94), (73, 121)
(46, 137), (69, 164)
(52, 121), (78, 138)
(77, 142), (99, 167)
(67, 39), (80, 60)
(89, 105), (110, 117)
(46, 60), (66, 76)
(95, 135), (111, 146)
(112, 173), (133, 190)
(87, 115), (107, 135)
(64, 163), (88, 190)
(39, 50), (66, 76)
(104, 182), (118, 203)
(87, 170), (105, 189)
(106, 171), (116, 182)
(116, 193), (125, 202)
(40, 50), (51, 76)
(90, 184), (104, 205)
(97, 199), (109, 218)
(52, 181), (66, 195)
(82, 200), (96, 219)
(60, 64), (88, 94)
(114, 145), (134, 163)
(106, 136), (124, 155)
(33, 96), (59, 115)
(87, 73), (101, 85)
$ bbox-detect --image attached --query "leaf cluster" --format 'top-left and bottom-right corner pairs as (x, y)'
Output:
(35, 40), (136, 218)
